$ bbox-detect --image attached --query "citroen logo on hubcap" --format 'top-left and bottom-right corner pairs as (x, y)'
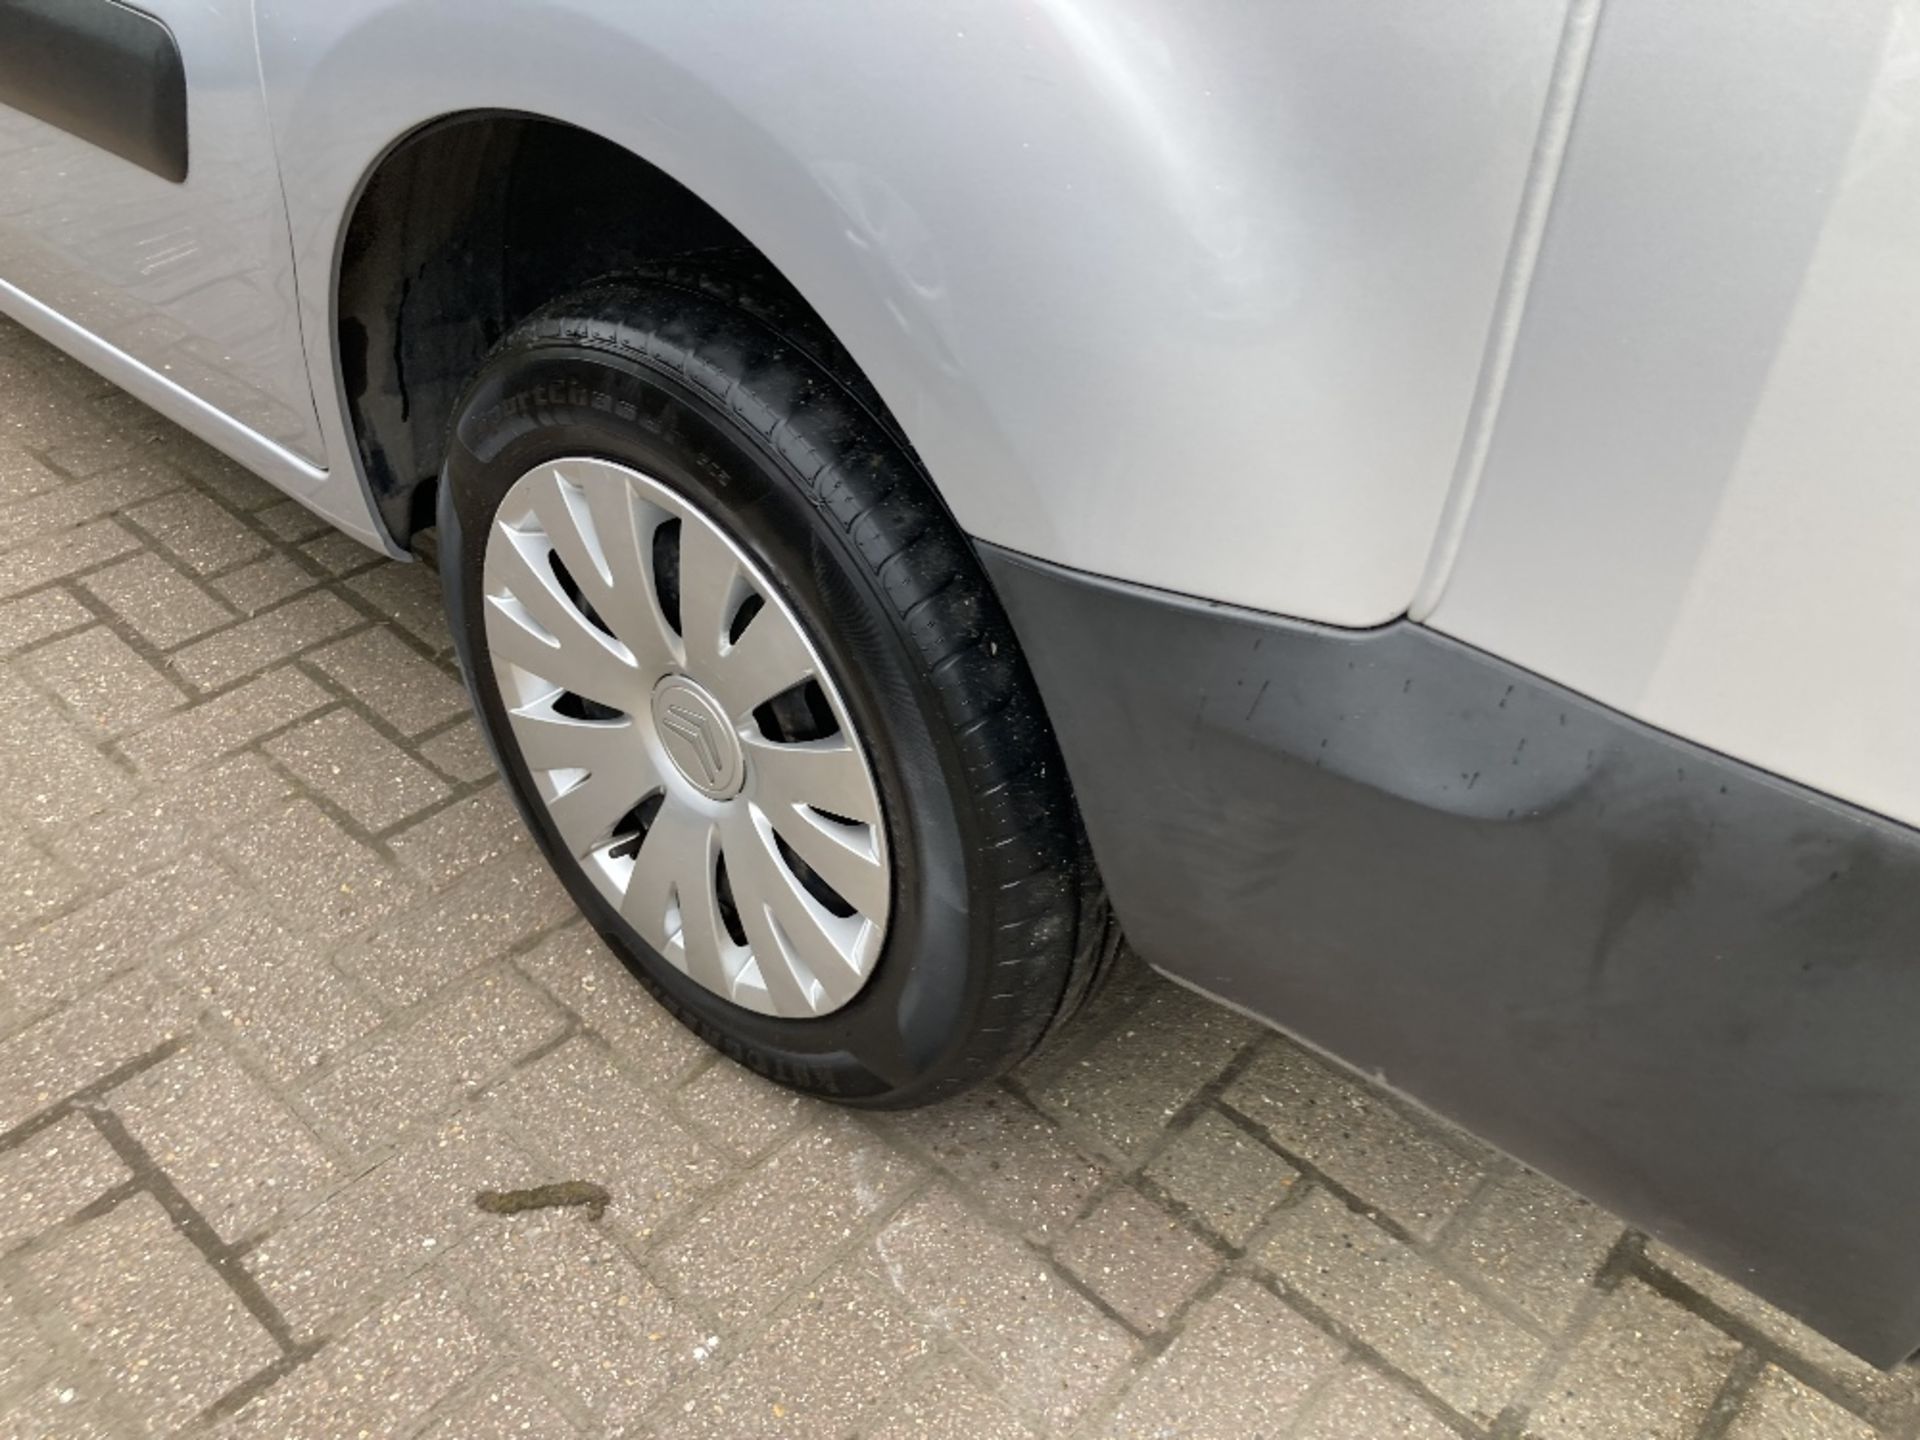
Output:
(651, 677), (744, 799)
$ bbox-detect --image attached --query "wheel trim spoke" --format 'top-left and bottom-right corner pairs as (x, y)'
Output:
(507, 704), (639, 775)
(744, 735), (879, 828)
(622, 799), (735, 997)
(531, 462), (683, 673)
(546, 763), (652, 858)
(759, 801), (886, 918)
(722, 805), (870, 1013)
(483, 523), (640, 709)
(742, 734), (885, 915)
(675, 518), (746, 675)
(484, 599), (627, 710)
(710, 602), (818, 723)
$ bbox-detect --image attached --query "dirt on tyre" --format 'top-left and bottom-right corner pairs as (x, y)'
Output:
(437, 275), (1106, 1106)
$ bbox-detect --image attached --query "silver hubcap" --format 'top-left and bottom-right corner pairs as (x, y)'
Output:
(481, 457), (891, 1018)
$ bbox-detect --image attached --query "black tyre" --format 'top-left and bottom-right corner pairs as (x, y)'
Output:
(437, 274), (1105, 1106)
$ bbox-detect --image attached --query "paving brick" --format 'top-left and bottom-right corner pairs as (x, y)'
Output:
(336, 853), (571, 1008)
(112, 1043), (336, 1242)
(40, 435), (147, 480)
(265, 708), (449, 833)
(208, 552), (317, 614)
(0, 588), (89, 655)
(0, 662), (38, 717)
(0, 1376), (126, 1439)
(669, 1267), (930, 1440)
(388, 787), (531, 887)
(2, 853), (233, 1035)
(863, 1355), (1037, 1440)
(0, 698), (137, 827)
(486, 1039), (724, 1241)
(347, 563), (452, 653)
(878, 1088), (1108, 1243)
(1223, 1042), (1487, 1241)
(1104, 1278), (1343, 1440)
(0, 371), (97, 450)
(226, 1273), (492, 1439)
(222, 800), (417, 945)
(1438, 1168), (1621, 1333)
(80, 551), (232, 648)
(1027, 984), (1258, 1161)
(302, 971), (566, 1153)
(169, 442), (279, 510)
(866, 1187), (1138, 1432)
(170, 590), (360, 690)
(0, 1115), (128, 1253)
(1144, 1108), (1300, 1246)
(26, 1194), (278, 1434)
(309, 627), (467, 737)
(124, 489), (269, 576)
(163, 910), (384, 1083)
(23, 625), (186, 734)
(417, 717), (497, 782)
(0, 1284), (53, 1397)
(0, 829), (82, 936)
(119, 667), (330, 777)
(515, 924), (709, 1087)
(1295, 1361), (1460, 1440)
(1725, 1366), (1877, 1440)
(0, 970), (193, 1133)
(1525, 1280), (1743, 1440)
(254, 498), (330, 544)
(0, 520), (140, 599)
(248, 1116), (541, 1337)
(59, 357), (143, 404)
(419, 1366), (578, 1440)
(0, 446), (64, 502)
(54, 753), (292, 876)
(1645, 1241), (1920, 1424)
(1058, 1187), (1219, 1332)
(0, 466), (175, 551)
(662, 1116), (918, 1325)
(674, 1058), (815, 1161)
(1258, 1186), (1545, 1425)
(299, 530), (384, 578)
(454, 1208), (705, 1433)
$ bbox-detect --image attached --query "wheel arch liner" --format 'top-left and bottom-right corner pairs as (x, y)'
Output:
(982, 543), (1920, 1367)
(0, 0), (187, 183)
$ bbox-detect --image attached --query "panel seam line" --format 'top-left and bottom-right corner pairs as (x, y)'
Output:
(1408, 0), (1607, 620)
(246, 0), (332, 468)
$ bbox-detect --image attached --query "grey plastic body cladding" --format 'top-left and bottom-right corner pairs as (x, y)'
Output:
(980, 544), (1920, 1367)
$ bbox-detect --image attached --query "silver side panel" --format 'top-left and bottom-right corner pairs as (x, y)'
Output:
(0, 0), (327, 465)
(256, 0), (1569, 627)
(1425, 0), (1920, 829)
(0, 276), (392, 550)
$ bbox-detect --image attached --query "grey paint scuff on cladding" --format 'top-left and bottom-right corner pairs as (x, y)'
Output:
(0, 0), (188, 183)
(982, 543), (1920, 1367)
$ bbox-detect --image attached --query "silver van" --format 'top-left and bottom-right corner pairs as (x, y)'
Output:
(2, 0), (1916, 1365)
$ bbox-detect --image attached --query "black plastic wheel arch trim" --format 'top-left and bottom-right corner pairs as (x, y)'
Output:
(980, 542), (1920, 1367)
(0, 0), (188, 183)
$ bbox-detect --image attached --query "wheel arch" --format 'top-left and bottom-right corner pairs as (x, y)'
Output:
(332, 110), (775, 542)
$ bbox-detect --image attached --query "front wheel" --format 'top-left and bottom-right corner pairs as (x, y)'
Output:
(437, 276), (1105, 1106)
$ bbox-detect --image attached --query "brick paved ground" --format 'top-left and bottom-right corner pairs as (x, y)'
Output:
(0, 309), (1913, 1439)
